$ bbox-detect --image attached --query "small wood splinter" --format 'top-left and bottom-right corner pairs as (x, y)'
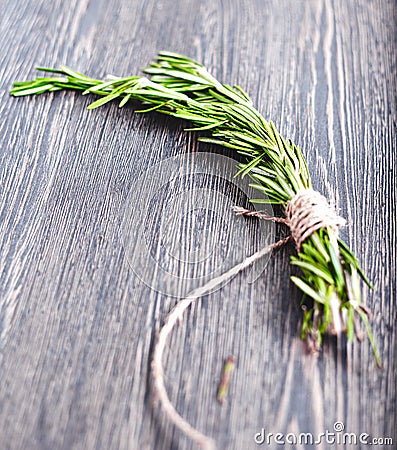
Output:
(217, 356), (236, 405)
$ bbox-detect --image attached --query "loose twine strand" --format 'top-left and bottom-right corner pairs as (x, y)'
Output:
(151, 188), (345, 450)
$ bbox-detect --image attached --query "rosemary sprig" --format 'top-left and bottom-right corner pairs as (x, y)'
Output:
(10, 51), (379, 365)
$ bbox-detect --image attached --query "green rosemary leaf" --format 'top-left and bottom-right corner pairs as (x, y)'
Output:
(87, 92), (121, 109)
(250, 178), (287, 201)
(235, 154), (264, 177)
(232, 85), (253, 103)
(198, 137), (251, 151)
(118, 94), (132, 108)
(207, 88), (235, 104)
(290, 259), (335, 285)
(85, 79), (124, 93)
(228, 130), (268, 147)
(145, 67), (211, 86)
(309, 233), (331, 263)
(301, 307), (313, 339)
(290, 277), (325, 304)
(328, 239), (346, 290)
(185, 119), (228, 132)
(59, 65), (97, 81)
(12, 83), (55, 96)
(338, 238), (374, 289)
(220, 104), (255, 130)
(299, 242), (328, 266)
(158, 50), (204, 67)
(35, 66), (68, 74)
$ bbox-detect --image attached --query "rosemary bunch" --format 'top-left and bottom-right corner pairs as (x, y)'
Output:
(10, 52), (379, 364)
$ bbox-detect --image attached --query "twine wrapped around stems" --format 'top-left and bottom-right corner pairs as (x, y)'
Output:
(285, 188), (346, 251)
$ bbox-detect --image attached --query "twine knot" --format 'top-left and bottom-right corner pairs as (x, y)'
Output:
(285, 189), (346, 250)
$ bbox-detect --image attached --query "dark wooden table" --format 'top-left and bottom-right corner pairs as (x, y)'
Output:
(1, 1), (395, 449)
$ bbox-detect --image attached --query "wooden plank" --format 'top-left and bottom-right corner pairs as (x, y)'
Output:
(0, 0), (395, 449)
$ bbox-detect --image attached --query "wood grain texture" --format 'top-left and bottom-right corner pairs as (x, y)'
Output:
(0, 0), (396, 449)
